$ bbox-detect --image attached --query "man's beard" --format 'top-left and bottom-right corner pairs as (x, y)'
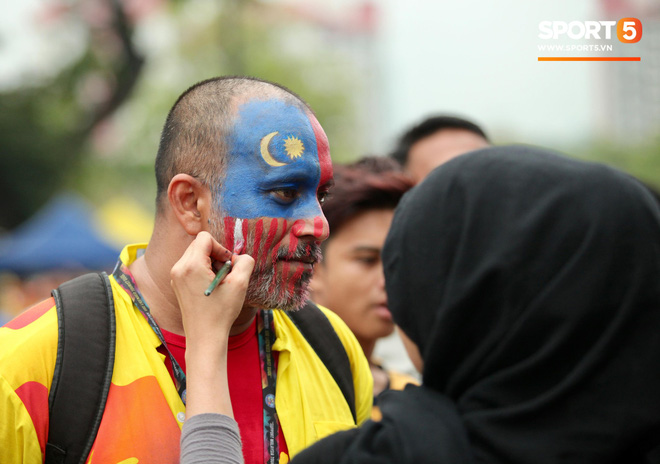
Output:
(245, 248), (316, 311)
(210, 214), (321, 311)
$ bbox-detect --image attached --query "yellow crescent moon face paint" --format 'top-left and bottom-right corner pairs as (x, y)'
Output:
(260, 131), (288, 167)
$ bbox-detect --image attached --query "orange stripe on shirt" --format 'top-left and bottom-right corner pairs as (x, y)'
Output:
(15, 381), (49, 456)
(4, 298), (55, 330)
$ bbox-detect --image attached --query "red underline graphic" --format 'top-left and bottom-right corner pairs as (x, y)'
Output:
(538, 57), (641, 61)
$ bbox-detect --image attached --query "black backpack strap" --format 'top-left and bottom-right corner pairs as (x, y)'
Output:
(285, 301), (357, 424)
(46, 272), (116, 464)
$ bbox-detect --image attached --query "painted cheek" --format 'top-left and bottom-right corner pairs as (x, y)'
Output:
(261, 219), (275, 252)
(237, 219), (248, 254)
(251, 219), (264, 264)
(223, 217), (236, 252)
(267, 219), (287, 297)
(261, 218), (280, 270)
(250, 218), (278, 290)
(271, 220), (287, 263)
(250, 218), (279, 291)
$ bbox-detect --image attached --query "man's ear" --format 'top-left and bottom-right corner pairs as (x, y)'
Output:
(167, 174), (213, 235)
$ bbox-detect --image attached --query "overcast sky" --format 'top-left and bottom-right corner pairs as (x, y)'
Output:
(374, 0), (607, 152)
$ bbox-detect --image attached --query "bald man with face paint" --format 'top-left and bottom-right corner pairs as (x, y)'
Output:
(0, 77), (372, 464)
(210, 97), (334, 312)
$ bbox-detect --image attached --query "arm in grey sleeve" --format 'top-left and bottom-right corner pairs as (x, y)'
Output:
(180, 413), (244, 464)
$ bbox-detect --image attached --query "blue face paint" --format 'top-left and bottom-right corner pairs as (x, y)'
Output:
(219, 99), (329, 219)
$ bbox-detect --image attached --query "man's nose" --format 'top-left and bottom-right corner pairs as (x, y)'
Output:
(291, 214), (330, 242)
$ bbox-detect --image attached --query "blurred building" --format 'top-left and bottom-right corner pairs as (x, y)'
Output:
(600, 0), (660, 142)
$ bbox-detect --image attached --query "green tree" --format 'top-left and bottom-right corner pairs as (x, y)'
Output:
(576, 135), (660, 193)
(0, 0), (144, 230)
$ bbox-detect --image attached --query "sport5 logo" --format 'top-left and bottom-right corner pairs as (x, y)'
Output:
(539, 18), (642, 43)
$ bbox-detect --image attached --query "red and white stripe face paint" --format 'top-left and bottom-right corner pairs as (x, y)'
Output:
(213, 215), (327, 311)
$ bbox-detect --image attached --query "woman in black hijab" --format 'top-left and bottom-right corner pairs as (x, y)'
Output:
(178, 145), (660, 464)
(291, 145), (660, 464)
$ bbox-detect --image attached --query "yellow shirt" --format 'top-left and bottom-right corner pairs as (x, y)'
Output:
(0, 243), (373, 463)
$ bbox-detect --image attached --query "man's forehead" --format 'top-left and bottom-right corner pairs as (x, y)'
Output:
(219, 96), (332, 219)
(233, 96), (308, 127)
(228, 100), (308, 165)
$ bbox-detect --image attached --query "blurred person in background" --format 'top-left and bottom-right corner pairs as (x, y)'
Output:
(308, 156), (417, 418)
(390, 115), (490, 183)
(0, 76), (373, 464)
(0, 271), (81, 326)
(179, 145), (660, 464)
(0, 273), (21, 325)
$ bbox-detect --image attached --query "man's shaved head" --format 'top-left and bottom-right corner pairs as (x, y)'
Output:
(154, 76), (311, 212)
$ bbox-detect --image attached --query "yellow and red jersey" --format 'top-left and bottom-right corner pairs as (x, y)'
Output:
(0, 243), (372, 464)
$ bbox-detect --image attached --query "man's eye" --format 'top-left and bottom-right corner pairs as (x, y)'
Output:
(318, 191), (330, 205)
(272, 188), (299, 203)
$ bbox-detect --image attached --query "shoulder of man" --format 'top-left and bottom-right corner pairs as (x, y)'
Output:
(315, 305), (367, 361)
(280, 302), (373, 425)
(316, 305), (375, 424)
(0, 296), (59, 386)
(0, 297), (59, 462)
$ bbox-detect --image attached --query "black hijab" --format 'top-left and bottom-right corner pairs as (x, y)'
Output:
(383, 145), (660, 463)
